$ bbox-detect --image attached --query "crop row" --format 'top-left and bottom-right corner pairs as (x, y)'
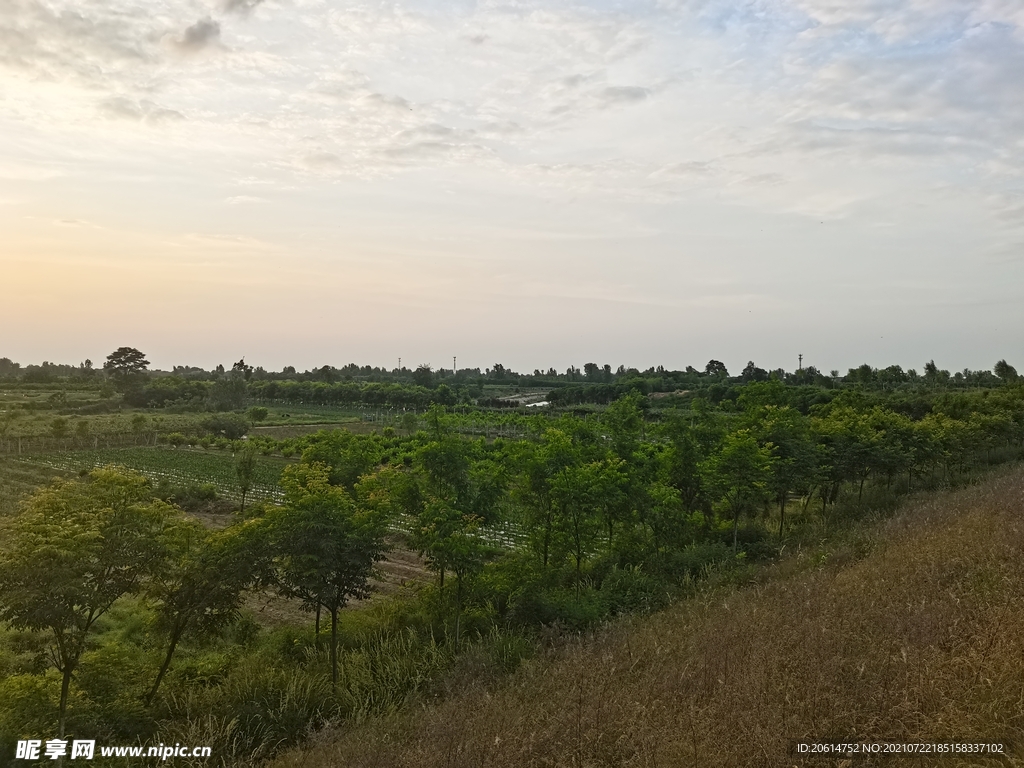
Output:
(23, 447), (286, 502)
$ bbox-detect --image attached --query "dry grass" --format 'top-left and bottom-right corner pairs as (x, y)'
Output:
(271, 469), (1024, 768)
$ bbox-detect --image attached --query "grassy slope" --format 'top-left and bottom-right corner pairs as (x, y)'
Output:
(272, 469), (1024, 768)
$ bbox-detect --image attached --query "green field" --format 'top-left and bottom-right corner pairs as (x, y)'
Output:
(20, 447), (289, 502)
(0, 458), (75, 515)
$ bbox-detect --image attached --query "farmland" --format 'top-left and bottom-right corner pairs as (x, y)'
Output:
(19, 446), (289, 502)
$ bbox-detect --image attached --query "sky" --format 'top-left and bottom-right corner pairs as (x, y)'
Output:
(2, 0), (1023, 375)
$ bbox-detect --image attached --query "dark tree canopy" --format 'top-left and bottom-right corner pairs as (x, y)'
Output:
(103, 347), (150, 389)
(994, 359), (1018, 382)
(705, 359), (729, 377)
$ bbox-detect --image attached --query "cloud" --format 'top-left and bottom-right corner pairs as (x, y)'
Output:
(99, 97), (184, 123)
(174, 17), (221, 52)
(0, 0), (152, 83)
(301, 152), (342, 171)
(599, 86), (650, 106)
(222, 0), (264, 15)
(2, 0), (1024, 223)
(53, 218), (102, 228)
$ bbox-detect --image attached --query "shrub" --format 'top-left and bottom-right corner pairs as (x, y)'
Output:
(201, 413), (250, 440)
(600, 566), (670, 616)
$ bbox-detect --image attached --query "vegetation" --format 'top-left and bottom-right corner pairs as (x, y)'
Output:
(1, 348), (1024, 766)
(270, 468), (1024, 768)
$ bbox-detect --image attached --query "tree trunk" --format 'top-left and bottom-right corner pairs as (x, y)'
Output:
(454, 575), (462, 650)
(542, 506), (552, 568)
(575, 554), (582, 603)
(315, 604), (321, 642)
(147, 629), (183, 705)
(732, 504), (739, 553)
(58, 663), (73, 739)
(778, 494), (787, 540)
(802, 488), (814, 514)
(330, 606), (339, 691)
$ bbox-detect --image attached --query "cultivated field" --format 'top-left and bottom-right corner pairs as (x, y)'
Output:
(20, 447), (288, 502)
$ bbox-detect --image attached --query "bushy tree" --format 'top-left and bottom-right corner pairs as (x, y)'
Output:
(703, 430), (774, 552)
(145, 519), (264, 703)
(266, 462), (389, 688)
(0, 468), (173, 735)
(103, 347), (150, 391)
(994, 359), (1018, 383)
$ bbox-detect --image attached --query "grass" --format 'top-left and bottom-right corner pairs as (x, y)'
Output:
(269, 467), (1024, 768)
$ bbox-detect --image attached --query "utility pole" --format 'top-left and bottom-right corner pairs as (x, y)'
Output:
(453, 356), (456, 375)
(398, 357), (401, 372)
(798, 354), (803, 371)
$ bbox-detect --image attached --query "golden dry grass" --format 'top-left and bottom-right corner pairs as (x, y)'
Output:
(271, 468), (1024, 768)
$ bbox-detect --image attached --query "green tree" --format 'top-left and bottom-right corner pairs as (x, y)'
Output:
(705, 360), (729, 377)
(74, 419), (91, 448)
(551, 461), (608, 599)
(246, 406), (269, 425)
(201, 412), (250, 440)
(131, 413), (149, 445)
(994, 359), (1018, 383)
(703, 430), (774, 552)
(412, 499), (485, 647)
(0, 468), (172, 736)
(516, 428), (576, 568)
(301, 430), (383, 494)
(749, 406), (818, 538)
(267, 462), (389, 688)
(49, 417), (69, 449)
(413, 364), (434, 388)
(400, 411), (418, 435)
(103, 347), (150, 391)
(145, 520), (262, 704)
(208, 371), (248, 411)
(235, 445), (258, 515)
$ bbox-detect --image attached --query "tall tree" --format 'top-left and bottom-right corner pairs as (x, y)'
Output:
(703, 430), (774, 552)
(0, 468), (172, 736)
(145, 519), (263, 704)
(750, 406), (818, 538)
(412, 499), (485, 647)
(267, 462), (389, 688)
(235, 445), (258, 515)
(103, 347), (150, 391)
(705, 360), (729, 377)
(551, 461), (609, 600)
(994, 359), (1018, 383)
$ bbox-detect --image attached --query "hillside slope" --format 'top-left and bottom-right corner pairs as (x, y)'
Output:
(273, 470), (1024, 768)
